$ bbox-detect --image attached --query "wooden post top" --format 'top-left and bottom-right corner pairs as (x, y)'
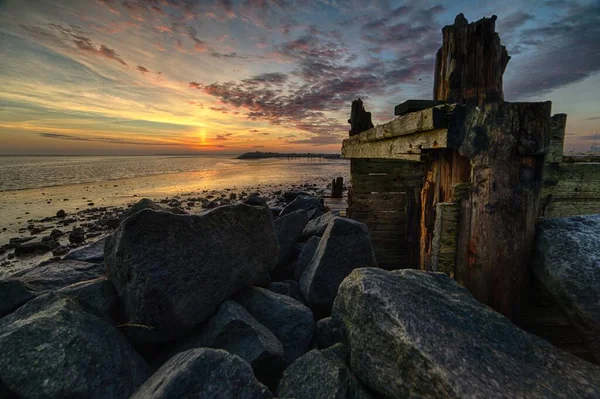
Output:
(433, 14), (510, 106)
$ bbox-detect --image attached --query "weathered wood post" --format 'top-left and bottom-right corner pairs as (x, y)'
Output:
(433, 14), (510, 105)
(348, 99), (374, 137)
(331, 177), (343, 198)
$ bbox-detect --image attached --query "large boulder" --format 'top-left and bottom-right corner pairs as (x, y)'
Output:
(57, 277), (120, 321)
(294, 235), (320, 281)
(10, 260), (105, 292)
(125, 198), (163, 218)
(533, 214), (600, 362)
(300, 211), (336, 240)
(273, 209), (309, 266)
(300, 218), (377, 316)
(280, 195), (325, 219)
(235, 287), (314, 366)
(277, 344), (373, 399)
(0, 293), (149, 398)
(268, 280), (305, 303)
(333, 268), (600, 399)
(164, 300), (284, 389)
(14, 239), (58, 256)
(0, 279), (37, 318)
(105, 204), (279, 343)
(131, 348), (272, 399)
(64, 236), (108, 263)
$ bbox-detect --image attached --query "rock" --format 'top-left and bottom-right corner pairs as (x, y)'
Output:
(533, 214), (600, 362)
(58, 277), (119, 321)
(300, 218), (377, 316)
(277, 344), (373, 399)
(300, 212), (336, 240)
(167, 206), (188, 214)
(10, 260), (104, 293)
(315, 317), (344, 349)
(280, 195), (325, 218)
(295, 235), (320, 281)
(307, 207), (325, 221)
(131, 348), (272, 399)
(0, 293), (149, 398)
(268, 280), (305, 303)
(235, 287), (314, 366)
(282, 191), (310, 203)
(52, 245), (70, 256)
(126, 198), (163, 217)
(0, 279), (37, 318)
(245, 195), (267, 206)
(105, 204), (279, 343)
(69, 227), (85, 244)
(14, 239), (59, 256)
(274, 210), (309, 267)
(56, 209), (66, 218)
(64, 236), (107, 263)
(332, 268), (600, 398)
(49, 228), (64, 239)
(165, 300), (284, 388)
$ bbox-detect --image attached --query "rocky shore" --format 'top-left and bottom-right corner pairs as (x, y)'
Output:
(0, 193), (599, 398)
(0, 179), (339, 277)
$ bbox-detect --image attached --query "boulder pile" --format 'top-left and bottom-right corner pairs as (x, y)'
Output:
(0, 196), (599, 398)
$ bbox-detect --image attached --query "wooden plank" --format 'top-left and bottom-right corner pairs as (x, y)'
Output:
(342, 129), (448, 159)
(546, 114), (567, 164)
(351, 158), (424, 175)
(394, 100), (444, 116)
(342, 105), (450, 145)
(540, 162), (600, 218)
(430, 202), (459, 276)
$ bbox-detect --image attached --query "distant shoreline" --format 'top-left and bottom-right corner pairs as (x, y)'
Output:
(237, 151), (341, 160)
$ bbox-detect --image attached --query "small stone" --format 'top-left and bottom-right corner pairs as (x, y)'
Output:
(56, 209), (66, 218)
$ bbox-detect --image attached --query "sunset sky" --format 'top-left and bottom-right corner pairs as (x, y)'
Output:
(0, 0), (598, 155)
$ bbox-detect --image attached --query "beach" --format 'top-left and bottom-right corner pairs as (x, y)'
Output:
(0, 155), (349, 275)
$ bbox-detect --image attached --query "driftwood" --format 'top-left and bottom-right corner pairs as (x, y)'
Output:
(331, 177), (343, 198)
(348, 99), (374, 136)
(433, 14), (510, 105)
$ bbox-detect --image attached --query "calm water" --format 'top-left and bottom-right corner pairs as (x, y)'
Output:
(0, 155), (348, 192)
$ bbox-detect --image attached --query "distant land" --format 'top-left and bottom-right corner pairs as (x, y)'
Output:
(236, 151), (342, 160)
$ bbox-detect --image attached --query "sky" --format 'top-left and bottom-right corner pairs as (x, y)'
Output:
(0, 0), (598, 155)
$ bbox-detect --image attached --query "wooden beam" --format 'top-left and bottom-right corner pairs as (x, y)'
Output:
(342, 105), (450, 145)
(430, 202), (459, 276)
(342, 129), (448, 159)
(395, 100), (444, 116)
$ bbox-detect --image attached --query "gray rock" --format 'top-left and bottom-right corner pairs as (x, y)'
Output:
(58, 277), (119, 321)
(235, 287), (314, 366)
(14, 239), (58, 256)
(300, 211), (336, 240)
(300, 218), (377, 316)
(166, 300), (284, 389)
(69, 227), (85, 244)
(273, 210), (309, 267)
(315, 317), (344, 349)
(105, 204), (279, 344)
(64, 236), (108, 263)
(131, 348), (272, 399)
(332, 268), (600, 399)
(277, 344), (373, 399)
(11, 260), (104, 292)
(126, 197), (163, 217)
(307, 207), (325, 220)
(0, 293), (149, 398)
(268, 280), (305, 303)
(294, 236), (320, 281)
(534, 214), (600, 363)
(280, 195), (325, 218)
(0, 279), (37, 318)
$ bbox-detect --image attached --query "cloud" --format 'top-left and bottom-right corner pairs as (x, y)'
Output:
(505, 1), (600, 99)
(211, 52), (252, 61)
(497, 11), (534, 33)
(209, 106), (229, 113)
(137, 65), (150, 73)
(586, 116), (600, 121)
(38, 132), (178, 146)
(187, 27), (208, 52)
(215, 133), (233, 140)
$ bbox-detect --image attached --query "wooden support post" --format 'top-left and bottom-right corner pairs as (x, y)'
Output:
(348, 98), (374, 137)
(433, 14), (510, 105)
(430, 202), (459, 277)
(331, 177), (343, 198)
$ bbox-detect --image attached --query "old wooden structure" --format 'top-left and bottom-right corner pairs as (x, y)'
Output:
(342, 13), (600, 329)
